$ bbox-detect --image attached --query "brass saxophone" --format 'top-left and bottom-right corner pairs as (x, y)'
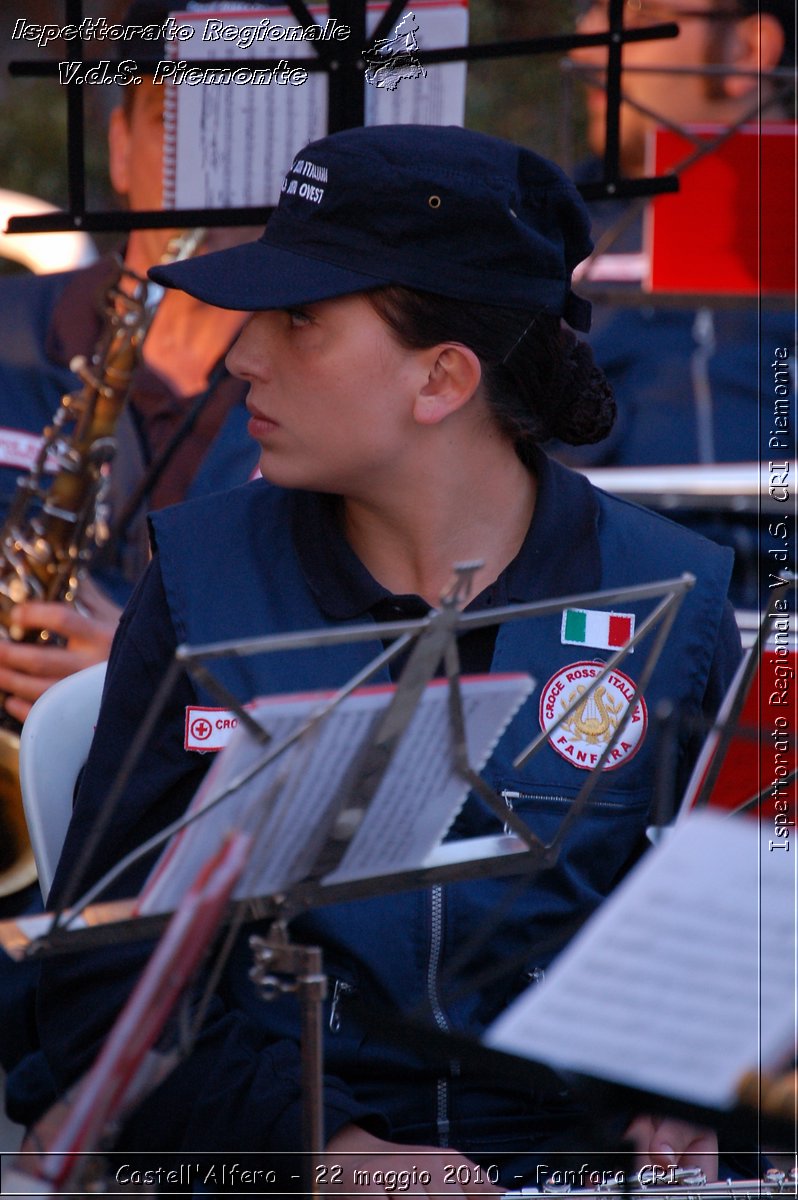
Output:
(0, 228), (206, 896)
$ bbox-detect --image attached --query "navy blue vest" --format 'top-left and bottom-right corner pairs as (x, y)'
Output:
(150, 465), (735, 1149)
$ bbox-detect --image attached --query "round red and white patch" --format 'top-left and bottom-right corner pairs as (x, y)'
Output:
(538, 660), (647, 771)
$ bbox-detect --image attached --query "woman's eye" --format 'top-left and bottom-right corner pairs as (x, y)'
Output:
(287, 308), (311, 328)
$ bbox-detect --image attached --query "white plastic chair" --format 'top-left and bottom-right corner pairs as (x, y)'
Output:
(19, 661), (107, 900)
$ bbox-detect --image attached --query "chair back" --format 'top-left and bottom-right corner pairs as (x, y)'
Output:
(19, 662), (107, 900)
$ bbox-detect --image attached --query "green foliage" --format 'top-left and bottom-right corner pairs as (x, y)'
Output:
(0, 79), (114, 211)
(0, 80), (69, 206)
(466, 0), (588, 168)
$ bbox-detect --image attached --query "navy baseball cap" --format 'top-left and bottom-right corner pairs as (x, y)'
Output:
(150, 125), (594, 331)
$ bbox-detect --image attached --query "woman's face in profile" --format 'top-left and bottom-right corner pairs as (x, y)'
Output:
(226, 293), (431, 495)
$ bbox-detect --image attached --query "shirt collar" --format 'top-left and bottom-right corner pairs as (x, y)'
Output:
(293, 492), (393, 620)
(293, 447), (601, 621)
(505, 445), (602, 603)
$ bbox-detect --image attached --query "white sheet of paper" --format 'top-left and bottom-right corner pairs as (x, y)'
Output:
(164, 2), (468, 209)
(485, 810), (797, 1111)
(138, 673), (532, 914)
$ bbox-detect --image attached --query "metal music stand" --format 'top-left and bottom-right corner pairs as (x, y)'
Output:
(689, 573), (798, 817)
(0, 570), (694, 1177)
(248, 929), (327, 1196)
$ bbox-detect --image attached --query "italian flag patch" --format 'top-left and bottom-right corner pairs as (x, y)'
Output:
(561, 608), (635, 652)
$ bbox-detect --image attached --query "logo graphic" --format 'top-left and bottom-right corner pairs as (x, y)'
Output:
(539, 661), (647, 771)
(184, 705), (242, 752)
(363, 11), (426, 90)
(189, 716), (213, 743)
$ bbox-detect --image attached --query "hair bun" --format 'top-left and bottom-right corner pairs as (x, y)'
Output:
(550, 333), (616, 446)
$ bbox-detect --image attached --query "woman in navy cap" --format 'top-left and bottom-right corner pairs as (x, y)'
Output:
(30, 125), (740, 1194)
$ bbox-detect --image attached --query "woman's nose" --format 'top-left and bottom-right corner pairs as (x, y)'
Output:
(226, 314), (261, 381)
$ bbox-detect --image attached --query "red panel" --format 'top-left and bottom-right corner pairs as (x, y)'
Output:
(645, 124), (796, 297)
(608, 614), (633, 647)
(701, 651), (796, 822)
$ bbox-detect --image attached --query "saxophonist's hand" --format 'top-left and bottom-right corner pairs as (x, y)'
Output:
(624, 1115), (718, 1182)
(0, 588), (120, 722)
(323, 1126), (503, 1197)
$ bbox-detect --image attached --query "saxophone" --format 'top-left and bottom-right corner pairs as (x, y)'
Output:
(0, 228), (206, 896)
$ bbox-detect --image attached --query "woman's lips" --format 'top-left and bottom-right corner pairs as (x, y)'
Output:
(246, 403), (280, 440)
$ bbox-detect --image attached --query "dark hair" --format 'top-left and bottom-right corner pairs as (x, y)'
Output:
(367, 286), (615, 453)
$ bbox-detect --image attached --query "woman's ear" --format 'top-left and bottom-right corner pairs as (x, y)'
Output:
(107, 105), (132, 198)
(412, 344), (483, 426)
(723, 12), (784, 98)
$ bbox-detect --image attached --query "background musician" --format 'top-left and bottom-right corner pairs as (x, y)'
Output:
(21, 125), (744, 1193)
(0, 0), (261, 727)
(572, 0), (792, 182)
(0, 0), (260, 1091)
(555, 0), (795, 608)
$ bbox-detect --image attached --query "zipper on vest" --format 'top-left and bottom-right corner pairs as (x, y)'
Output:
(501, 788), (630, 811)
(328, 978), (356, 1034)
(427, 884), (454, 1146)
(501, 788), (516, 834)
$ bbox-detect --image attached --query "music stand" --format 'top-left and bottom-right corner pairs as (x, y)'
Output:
(2, 568), (696, 1195)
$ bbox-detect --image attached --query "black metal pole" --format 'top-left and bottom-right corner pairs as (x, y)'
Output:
(603, 0), (626, 194)
(64, 0), (86, 223)
(327, 0), (366, 132)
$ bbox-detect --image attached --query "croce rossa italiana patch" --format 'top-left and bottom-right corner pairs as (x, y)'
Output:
(538, 660), (647, 770)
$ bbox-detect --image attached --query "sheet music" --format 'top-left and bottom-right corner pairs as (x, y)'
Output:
(163, 2), (468, 209)
(138, 673), (532, 914)
(485, 811), (797, 1110)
